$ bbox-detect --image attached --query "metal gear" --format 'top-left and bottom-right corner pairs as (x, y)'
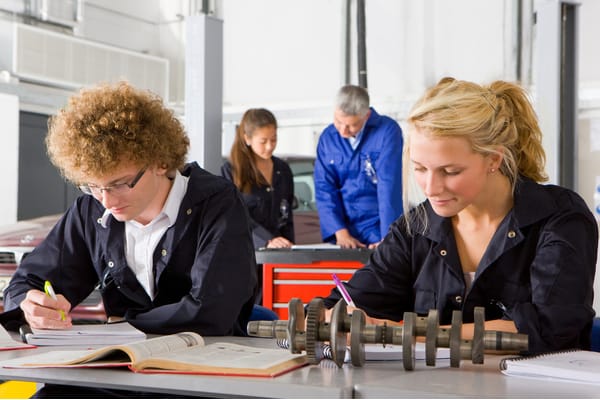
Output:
(471, 307), (485, 364)
(350, 310), (366, 367)
(286, 298), (306, 354)
(305, 298), (326, 364)
(402, 312), (416, 371)
(425, 309), (439, 366)
(449, 310), (463, 368)
(329, 300), (349, 367)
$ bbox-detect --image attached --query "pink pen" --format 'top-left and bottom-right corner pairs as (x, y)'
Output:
(332, 273), (356, 308)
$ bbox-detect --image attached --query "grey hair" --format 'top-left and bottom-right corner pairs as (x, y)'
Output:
(335, 85), (370, 116)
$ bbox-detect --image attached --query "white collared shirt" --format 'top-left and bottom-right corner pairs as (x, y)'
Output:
(347, 126), (365, 151)
(464, 271), (476, 292)
(101, 170), (189, 299)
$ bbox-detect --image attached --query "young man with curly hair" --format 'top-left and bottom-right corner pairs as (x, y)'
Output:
(2, 82), (257, 337)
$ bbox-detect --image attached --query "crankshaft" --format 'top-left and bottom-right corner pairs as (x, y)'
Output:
(247, 297), (528, 370)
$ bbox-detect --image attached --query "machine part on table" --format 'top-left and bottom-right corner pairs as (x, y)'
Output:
(247, 297), (529, 371)
(328, 298), (350, 365)
(287, 298), (306, 353)
(349, 310), (365, 367)
(401, 312), (416, 371)
(425, 309), (439, 366)
(471, 307), (485, 364)
(246, 297), (307, 353)
(449, 310), (463, 367)
(304, 297), (349, 366)
(304, 298), (326, 363)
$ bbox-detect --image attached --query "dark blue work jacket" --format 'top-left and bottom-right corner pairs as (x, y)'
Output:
(314, 108), (403, 245)
(324, 178), (598, 354)
(221, 156), (295, 248)
(3, 163), (257, 336)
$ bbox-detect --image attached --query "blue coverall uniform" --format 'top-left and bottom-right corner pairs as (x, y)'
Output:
(314, 108), (403, 245)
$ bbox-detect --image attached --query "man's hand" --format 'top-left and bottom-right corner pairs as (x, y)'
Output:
(20, 289), (72, 329)
(266, 236), (293, 248)
(335, 229), (366, 249)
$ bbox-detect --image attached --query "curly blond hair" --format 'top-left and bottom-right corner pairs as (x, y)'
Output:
(46, 81), (189, 183)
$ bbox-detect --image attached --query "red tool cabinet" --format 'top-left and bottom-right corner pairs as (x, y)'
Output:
(256, 248), (372, 319)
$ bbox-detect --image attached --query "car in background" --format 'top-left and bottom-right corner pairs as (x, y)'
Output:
(0, 214), (106, 322)
(284, 156), (322, 245)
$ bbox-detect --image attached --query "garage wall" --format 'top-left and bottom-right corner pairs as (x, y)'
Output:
(0, 93), (18, 226)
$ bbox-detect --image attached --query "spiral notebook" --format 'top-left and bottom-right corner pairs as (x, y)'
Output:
(500, 350), (600, 385)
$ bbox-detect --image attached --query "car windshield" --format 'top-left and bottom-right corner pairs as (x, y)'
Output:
(286, 157), (317, 211)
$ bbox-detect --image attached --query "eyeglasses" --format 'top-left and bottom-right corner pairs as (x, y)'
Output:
(79, 168), (146, 196)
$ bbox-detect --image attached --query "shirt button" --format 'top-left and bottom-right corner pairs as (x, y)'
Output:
(186, 208), (192, 215)
(329, 159), (335, 164)
(266, 187), (272, 192)
(161, 249), (167, 257)
(507, 231), (516, 238)
(455, 295), (462, 303)
(108, 261), (114, 268)
(440, 249), (447, 256)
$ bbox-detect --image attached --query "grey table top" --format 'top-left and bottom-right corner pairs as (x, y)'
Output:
(0, 335), (597, 398)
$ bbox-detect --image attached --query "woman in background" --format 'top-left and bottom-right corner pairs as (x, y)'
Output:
(324, 77), (598, 355)
(221, 108), (295, 249)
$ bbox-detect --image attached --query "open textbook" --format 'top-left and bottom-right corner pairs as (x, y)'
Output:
(1, 331), (307, 377)
(499, 350), (600, 385)
(21, 322), (146, 346)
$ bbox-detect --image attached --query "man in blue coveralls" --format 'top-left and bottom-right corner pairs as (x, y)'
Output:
(314, 85), (404, 249)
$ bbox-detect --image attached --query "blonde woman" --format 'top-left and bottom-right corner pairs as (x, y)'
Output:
(323, 77), (598, 355)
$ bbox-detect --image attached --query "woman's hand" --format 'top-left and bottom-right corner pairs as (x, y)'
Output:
(266, 236), (293, 248)
(445, 319), (518, 340)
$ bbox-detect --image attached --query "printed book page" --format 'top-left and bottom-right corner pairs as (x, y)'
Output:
(0, 349), (132, 368)
(135, 342), (308, 376)
(79, 331), (204, 364)
(120, 331), (203, 361)
(1, 332), (203, 368)
(0, 332), (307, 377)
